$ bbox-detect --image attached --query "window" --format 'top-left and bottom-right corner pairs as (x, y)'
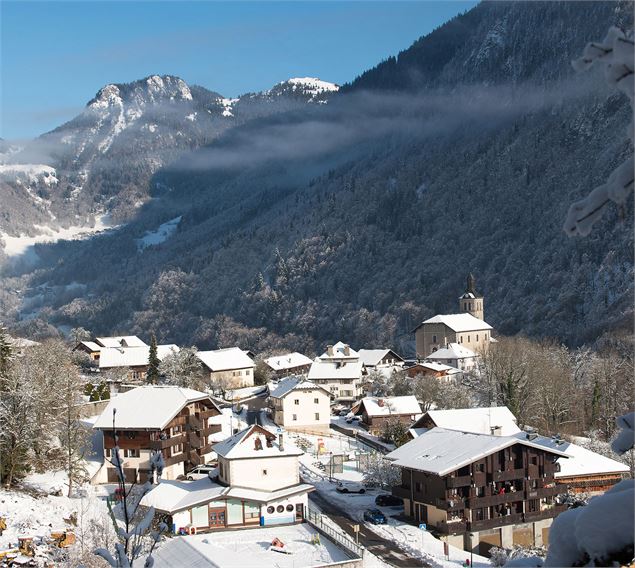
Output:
(262, 469), (268, 476)
(467, 335), (471, 343)
(171, 444), (183, 456)
(432, 335), (437, 343)
(294, 399), (300, 405)
(125, 431), (136, 440)
(292, 414), (297, 421)
(459, 336), (463, 343)
(276, 505), (284, 513)
(286, 504), (294, 512)
(315, 413), (320, 421)
(105, 448), (112, 458)
(245, 370), (250, 376)
(314, 398), (319, 404)
(478, 463), (485, 472)
(476, 334), (479, 342)
(415, 482), (422, 492)
(124, 448), (139, 458)
(267, 506), (275, 514)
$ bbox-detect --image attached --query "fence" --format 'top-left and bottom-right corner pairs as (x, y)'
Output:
(305, 507), (364, 559)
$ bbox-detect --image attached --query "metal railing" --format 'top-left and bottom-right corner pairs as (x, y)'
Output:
(305, 507), (364, 559)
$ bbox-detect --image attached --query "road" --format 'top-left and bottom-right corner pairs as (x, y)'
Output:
(308, 490), (430, 567)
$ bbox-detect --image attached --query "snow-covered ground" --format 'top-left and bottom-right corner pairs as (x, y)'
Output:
(330, 416), (396, 452)
(154, 524), (351, 567)
(136, 216), (182, 251)
(0, 214), (114, 258)
(224, 384), (268, 402)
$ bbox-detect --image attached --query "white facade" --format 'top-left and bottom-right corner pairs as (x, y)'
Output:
(270, 377), (331, 430)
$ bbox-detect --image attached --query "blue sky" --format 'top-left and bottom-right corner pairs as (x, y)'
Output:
(1, 1), (476, 140)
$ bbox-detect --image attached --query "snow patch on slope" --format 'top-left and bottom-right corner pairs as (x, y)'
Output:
(286, 77), (339, 94)
(136, 216), (182, 251)
(0, 164), (58, 187)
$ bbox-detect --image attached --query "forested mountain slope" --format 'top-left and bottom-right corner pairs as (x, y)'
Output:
(2, 1), (632, 355)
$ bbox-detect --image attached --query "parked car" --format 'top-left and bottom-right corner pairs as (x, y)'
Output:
(345, 415), (361, 424)
(186, 464), (217, 481)
(335, 481), (366, 494)
(375, 494), (403, 507)
(363, 509), (387, 524)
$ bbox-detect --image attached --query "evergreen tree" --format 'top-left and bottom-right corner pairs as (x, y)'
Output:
(0, 327), (13, 378)
(146, 334), (160, 385)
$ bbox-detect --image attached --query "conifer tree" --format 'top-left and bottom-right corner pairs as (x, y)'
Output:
(146, 334), (160, 384)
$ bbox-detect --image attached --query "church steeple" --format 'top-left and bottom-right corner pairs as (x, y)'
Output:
(459, 273), (484, 320)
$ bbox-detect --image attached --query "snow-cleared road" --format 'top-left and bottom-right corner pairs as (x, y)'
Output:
(308, 489), (429, 567)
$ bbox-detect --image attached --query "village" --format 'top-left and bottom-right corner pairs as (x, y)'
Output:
(0, 276), (632, 568)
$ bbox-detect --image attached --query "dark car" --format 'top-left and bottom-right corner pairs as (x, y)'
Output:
(363, 508), (387, 525)
(375, 494), (403, 507)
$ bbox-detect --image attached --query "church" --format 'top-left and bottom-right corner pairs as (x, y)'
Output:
(413, 274), (494, 359)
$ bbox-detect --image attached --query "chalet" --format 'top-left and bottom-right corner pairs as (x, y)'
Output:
(306, 341), (365, 403)
(351, 396), (422, 435)
(269, 376), (331, 430)
(409, 407), (521, 438)
(92, 386), (222, 483)
(264, 352), (313, 378)
(387, 428), (569, 555)
(413, 275), (493, 358)
(140, 424), (313, 533)
(96, 335), (148, 348)
(73, 341), (103, 362)
(196, 347), (255, 389)
(426, 342), (478, 372)
(404, 361), (461, 381)
(410, 406), (628, 495)
(98, 344), (179, 381)
(357, 349), (405, 370)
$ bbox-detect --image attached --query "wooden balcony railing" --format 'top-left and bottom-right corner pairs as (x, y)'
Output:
(437, 498), (466, 511)
(187, 415), (202, 430)
(468, 491), (524, 508)
(437, 519), (468, 535)
(149, 433), (186, 450)
(446, 475), (472, 488)
(188, 433), (202, 449)
(489, 468), (526, 482)
(469, 513), (524, 531)
(523, 505), (567, 522)
(526, 485), (561, 499)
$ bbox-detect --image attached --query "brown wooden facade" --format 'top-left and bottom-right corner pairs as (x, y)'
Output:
(101, 400), (222, 482)
(392, 442), (567, 536)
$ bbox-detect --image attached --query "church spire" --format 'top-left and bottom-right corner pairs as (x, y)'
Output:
(467, 273), (476, 295)
(459, 273), (484, 320)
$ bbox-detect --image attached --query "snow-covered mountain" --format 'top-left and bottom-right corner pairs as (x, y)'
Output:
(0, 74), (339, 243)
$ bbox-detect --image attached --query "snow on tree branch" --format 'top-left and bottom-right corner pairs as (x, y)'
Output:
(564, 27), (634, 237)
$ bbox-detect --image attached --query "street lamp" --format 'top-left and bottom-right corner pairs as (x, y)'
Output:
(469, 532), (474, 567)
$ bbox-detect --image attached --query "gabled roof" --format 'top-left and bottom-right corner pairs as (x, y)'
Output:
(386, 427), (569, 476)
(196, 347), (254, 372)
(264, 352), (313, 371)
(427, 343), (476, 361)
(93, 386), (218, 430)
(412, 406), (521, 436)
(96, 335), (147, 348)
(98, 345), (179, 368)
(408, 361), (461, 374)
(356, 396), (421, 418)
(141, 477), (226, 513)
(307, 359), (364, 380)
(213, 424), (303, 459)
(512, 433), (629, 478)
(77, 340), (102, 352)
(358, 349), (404, 367)
(7, 336), (40, 348)
(269, 376), (331, 399)
(319, 341), (359, 361)
(416, 313), (492, 333)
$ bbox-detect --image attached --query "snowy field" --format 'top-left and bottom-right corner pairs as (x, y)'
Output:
(136, 216), (182, 251)
(154, 524), (352, 568)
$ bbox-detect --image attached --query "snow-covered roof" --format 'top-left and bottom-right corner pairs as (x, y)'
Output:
(93, 386), (216, 430)
(459, 292), (479, 299)
(96, 335), (147, 348)
(426, 343), (476, 361)
(225, 483), (314, 503)
(318, 341), (359, 361)
(307, 359), (364, 380)
(512, 433), (629, 478)
(356, 396), (421, 418)
(386, 428), (569, 476)
(7, 336), (40, 348)
(98, 345), (179, 368)
(419, 313), (492, 332)
(196, 347), (254, 372)
(151, 537), (215, 567)
(141, 477), (226, 513)
(78, 340), (102, 352)
(357, 349), (404, 367)
(213, 424), (303, 459)
(269, 376), (330, 399)
(264, 352), (313, 372)
(409, 361), (461, 374)
(414, 406), (521, 436)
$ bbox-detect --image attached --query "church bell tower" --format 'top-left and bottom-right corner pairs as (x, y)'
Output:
(459, 273), (484, 321)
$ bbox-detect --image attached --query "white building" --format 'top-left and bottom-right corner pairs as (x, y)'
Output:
(140, 424), (313, 533)
(99, 344), (180, 381)
(196, 347), (255, 388)
(96, 335), (148, 348)
(414, 313), (493, 359)
(357, 349), (404, 370)
(269, 376), (331, 430)
(425, 342), (478, 372)
(409, 406), (521, 438)
(307, 341), (365, 403)
(264, 352), (313, 378)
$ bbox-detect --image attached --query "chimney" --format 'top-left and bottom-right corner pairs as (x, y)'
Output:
(378, 399), (384, 407)
(278, 433), (284, 452)
(343, 345), (350, 356)
(327, 345), (334, 357)
(490, 426), (502, 436)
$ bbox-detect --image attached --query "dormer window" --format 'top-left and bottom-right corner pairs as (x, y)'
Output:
(254, 437), (263, 451)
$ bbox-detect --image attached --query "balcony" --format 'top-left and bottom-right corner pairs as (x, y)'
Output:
(469, 513), (524, 531)
(392, 485), (412, 500)
(437, 498), (466, 511)
(523, 505), (567, 522)
(188, 433), (202, 449)
(489, 468), (525, 483)
(446, 475), (472, 488)
(187, 415), (202, 430)
(200, 409), (218, 420)
(468, 491), (524, 508)
(149, 433), (186, 450)
(202, 424), (222, 436)
(526, 485), (561, 499)
(437, 519), (468, 535)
